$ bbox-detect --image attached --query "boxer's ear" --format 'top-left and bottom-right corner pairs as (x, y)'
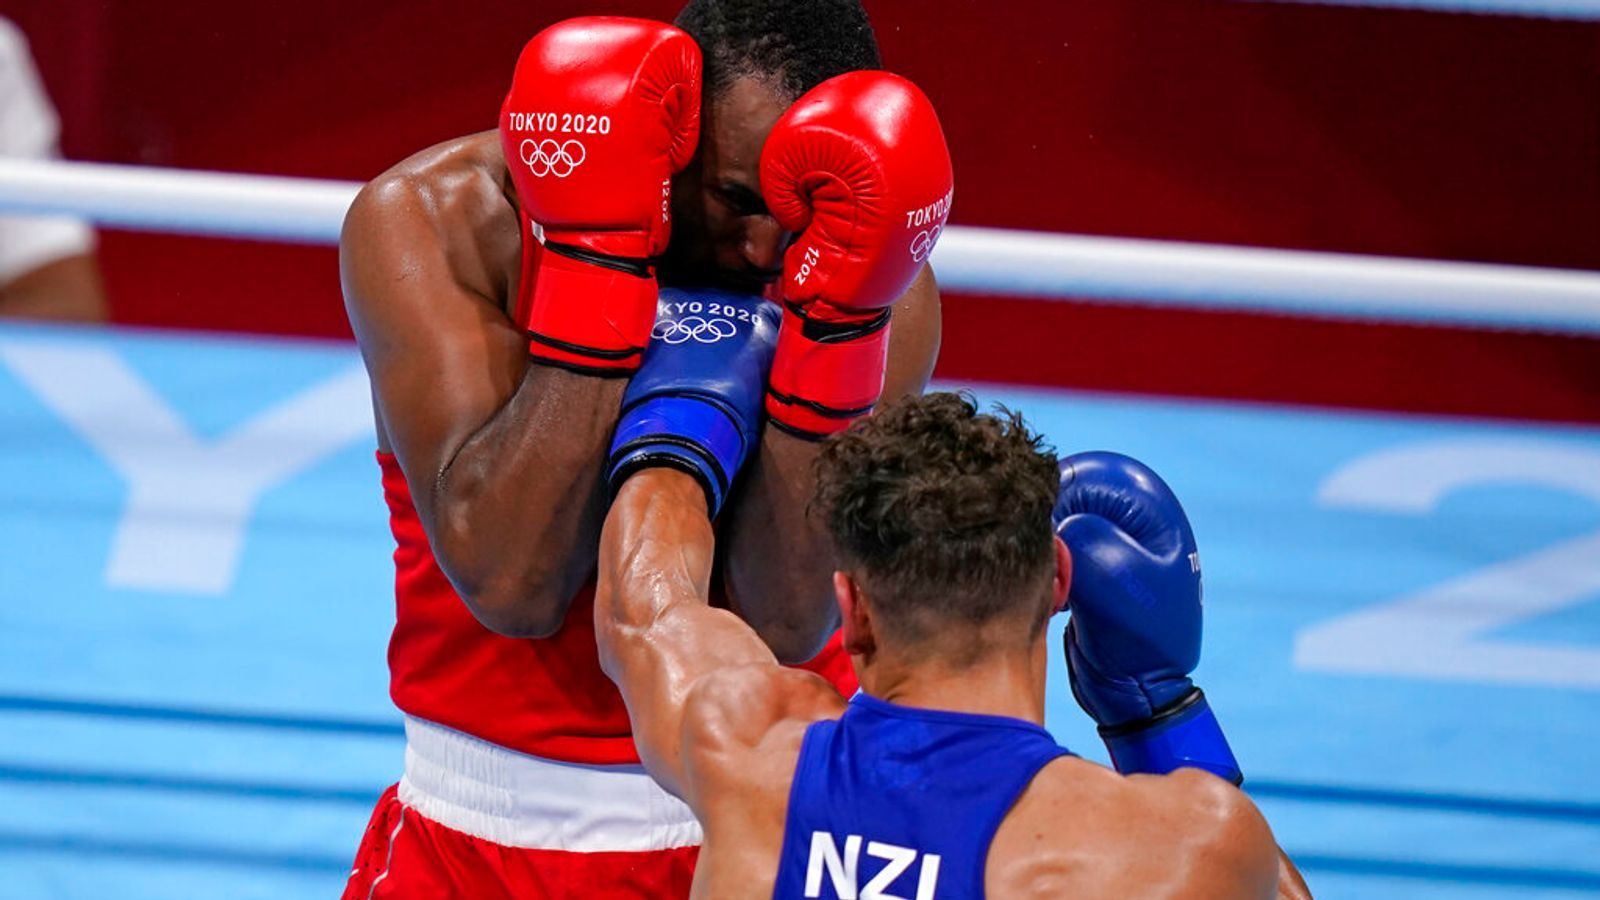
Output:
(1051, 535), (1072, 615)
(836, 571), (876, 657)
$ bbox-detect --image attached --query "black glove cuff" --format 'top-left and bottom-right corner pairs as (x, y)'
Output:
(542, 240), (655, 279)
(606, 442), (722, 519)
(789, 302), (892, 344)
(1097, 687), (1206, 740)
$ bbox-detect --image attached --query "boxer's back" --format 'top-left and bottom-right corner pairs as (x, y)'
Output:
(982, 756), (1279, 897)
(683, 677), (1279, 899)
(770, 693), (1068, 898)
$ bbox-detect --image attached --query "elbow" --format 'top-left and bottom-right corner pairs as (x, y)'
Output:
(456, 573), (573, 638)
(432, 527), (574, 638)
(427, 471), (578, 639)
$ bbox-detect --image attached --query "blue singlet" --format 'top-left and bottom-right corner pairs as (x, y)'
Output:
(769, 692), (1072, 899)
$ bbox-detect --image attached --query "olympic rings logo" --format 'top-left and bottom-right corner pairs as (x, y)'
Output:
(519, 138), (587, 178)
(909, 224), (943, 263)
(653, 316), (738, 345)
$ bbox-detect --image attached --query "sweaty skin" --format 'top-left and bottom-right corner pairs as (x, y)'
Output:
(596, 469), (1313, 899)
(341, 74), (939, 653)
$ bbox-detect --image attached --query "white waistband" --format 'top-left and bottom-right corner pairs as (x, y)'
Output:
(397, 716), (702, 852)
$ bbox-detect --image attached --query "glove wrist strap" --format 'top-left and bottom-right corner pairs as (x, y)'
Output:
(542, 240), (655, 279)
(524, 240), (658, 374)
(764, 303), (891, 440)
(607, 395), (749, 518)
(1099, 688), (1243, 786)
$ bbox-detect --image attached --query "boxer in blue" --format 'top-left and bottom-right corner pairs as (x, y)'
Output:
(596, 364), (1311, 896)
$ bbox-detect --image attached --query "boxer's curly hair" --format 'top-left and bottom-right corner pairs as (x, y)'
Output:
(675, 0), (881, 101)
(814, 393), (1061, 657)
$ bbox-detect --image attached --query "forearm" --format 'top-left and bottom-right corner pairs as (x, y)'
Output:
(430, 364), (626, 636)
(596, 468), (777, 794)
(720, 428), (839, 663)
(597, 469), (716, 646)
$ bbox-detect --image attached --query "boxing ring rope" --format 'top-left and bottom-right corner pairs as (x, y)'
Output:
(5, 158), (1600, 336)
(0, 159), (352, 245)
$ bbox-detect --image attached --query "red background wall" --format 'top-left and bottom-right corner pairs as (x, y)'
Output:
(9, 0), (1599, 421)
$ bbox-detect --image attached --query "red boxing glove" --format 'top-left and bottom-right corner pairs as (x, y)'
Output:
(759, 71), (953, 437)
(500, 17), (701, 373)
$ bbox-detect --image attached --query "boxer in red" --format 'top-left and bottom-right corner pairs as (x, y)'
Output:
(337, 1), (951, 896)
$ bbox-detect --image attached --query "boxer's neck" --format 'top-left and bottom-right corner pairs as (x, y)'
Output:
(860, 635), (1050, 726)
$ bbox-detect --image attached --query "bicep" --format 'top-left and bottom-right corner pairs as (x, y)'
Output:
(602, 597), (783, 799)
(340, 179), (526, 518)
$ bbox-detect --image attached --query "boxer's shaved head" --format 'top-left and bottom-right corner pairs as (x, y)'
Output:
(815, 393), (1061, 656)
(675, 0), (881, 101)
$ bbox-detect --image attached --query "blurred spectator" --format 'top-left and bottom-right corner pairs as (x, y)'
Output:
(0, 16), (106, 323)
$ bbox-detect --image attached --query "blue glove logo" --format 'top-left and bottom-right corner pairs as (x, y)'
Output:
(652, 316), (738, 345)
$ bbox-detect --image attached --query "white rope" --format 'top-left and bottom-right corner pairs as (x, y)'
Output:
(3, 158), (1599, 335)
(936, 227), (1600, 335)
(0, 159), (355, 244)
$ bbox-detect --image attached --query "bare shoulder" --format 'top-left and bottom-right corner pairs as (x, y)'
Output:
(684, 665), (845, 762)
(681, 668), (844, 900)
(1131, 768), (1278, 857)
(682, 665), (845, 800)
(341, 131), (515, 304)
(349, 131), (506, 228)
(988, 759), (1279, 899)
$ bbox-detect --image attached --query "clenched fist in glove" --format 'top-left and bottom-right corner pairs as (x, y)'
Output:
(500, 17), (701, 373)
(759, 71), (953, 438)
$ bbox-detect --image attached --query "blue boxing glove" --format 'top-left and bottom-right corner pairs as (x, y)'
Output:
(1054, 451), (1242, 785)
(606, 287), (779, 518)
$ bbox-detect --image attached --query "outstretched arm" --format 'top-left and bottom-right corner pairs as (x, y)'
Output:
(595, 469), (787, 799)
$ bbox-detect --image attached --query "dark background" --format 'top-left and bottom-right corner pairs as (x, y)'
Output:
(8, 0), (1599, 420)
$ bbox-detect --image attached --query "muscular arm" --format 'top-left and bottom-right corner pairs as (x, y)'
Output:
(341, 159), (622, 637)
(1143, 773), (1310, 900)
(718, 266), (942, 662)
(595, 467), (842, 801)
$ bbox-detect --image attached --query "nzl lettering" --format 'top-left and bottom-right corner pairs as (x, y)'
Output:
(805, 831), (941, 900)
